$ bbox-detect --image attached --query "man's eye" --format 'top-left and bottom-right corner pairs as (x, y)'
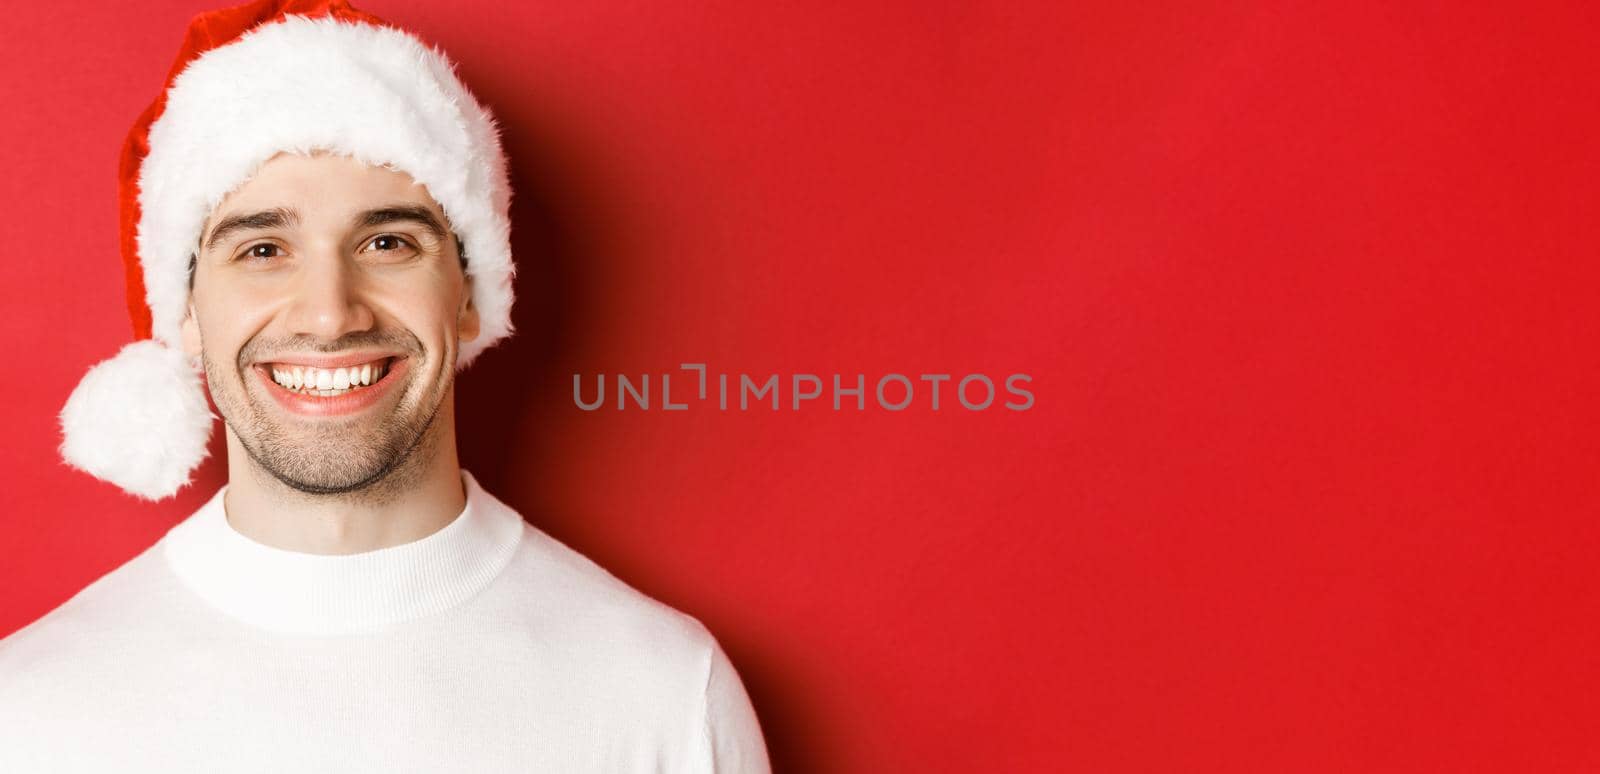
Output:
(366, 235), (413, 252)
(240, 243), (282, 261)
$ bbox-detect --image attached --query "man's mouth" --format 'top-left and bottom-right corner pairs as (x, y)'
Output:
(252, 354), (410, 418)
(263, 356), (395, 397)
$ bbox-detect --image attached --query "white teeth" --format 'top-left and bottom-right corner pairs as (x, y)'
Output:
(268, 359), (390, 394)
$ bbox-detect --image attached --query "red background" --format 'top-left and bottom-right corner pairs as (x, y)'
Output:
(4, 2), (1598, 771)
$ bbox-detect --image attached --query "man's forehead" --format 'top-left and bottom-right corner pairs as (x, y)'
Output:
(202, 152), (447, 234)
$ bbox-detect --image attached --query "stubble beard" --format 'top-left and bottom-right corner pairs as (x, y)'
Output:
(202, 331), (451, 505)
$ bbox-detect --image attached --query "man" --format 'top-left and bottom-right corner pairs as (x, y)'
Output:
(0, 1), (772, 772)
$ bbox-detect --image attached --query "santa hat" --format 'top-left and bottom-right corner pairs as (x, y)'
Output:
(58, 0), (515, 501)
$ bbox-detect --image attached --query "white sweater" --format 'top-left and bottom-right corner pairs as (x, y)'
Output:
(0, 471), (771, 773)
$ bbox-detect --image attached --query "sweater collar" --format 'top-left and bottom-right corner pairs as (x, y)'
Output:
(162, 469), (524, 636)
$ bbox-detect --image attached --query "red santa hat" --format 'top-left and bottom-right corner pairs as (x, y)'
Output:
(58, 0), (515, 500)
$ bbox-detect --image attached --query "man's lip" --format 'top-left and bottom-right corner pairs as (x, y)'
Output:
(252, 351), (406, 369)
(254, 356), (410, 417)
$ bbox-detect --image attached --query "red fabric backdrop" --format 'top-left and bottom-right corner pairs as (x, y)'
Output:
(3, 2), (1598, 771)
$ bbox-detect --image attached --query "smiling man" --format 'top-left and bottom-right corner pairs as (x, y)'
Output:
(188, 152), (477, 540)
(0, 2), (771, 772)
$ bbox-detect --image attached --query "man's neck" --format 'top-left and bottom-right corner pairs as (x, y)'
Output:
(218, 425), (469, 556)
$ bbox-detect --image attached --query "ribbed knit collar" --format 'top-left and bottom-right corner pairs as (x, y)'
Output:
(162, 469), (524, 636)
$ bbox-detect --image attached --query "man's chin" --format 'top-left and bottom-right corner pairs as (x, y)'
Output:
(241, 434), (408, 493)
(264, 462), (400, 496)
(213, 357), (445, 498)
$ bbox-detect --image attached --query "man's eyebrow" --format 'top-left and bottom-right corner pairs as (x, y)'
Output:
(198, 204), (454, 256)
(356, 205), (449, 242)
(203, 207), (300, 251)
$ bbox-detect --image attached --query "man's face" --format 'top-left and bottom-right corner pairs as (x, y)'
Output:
(181, 151), (479, 495)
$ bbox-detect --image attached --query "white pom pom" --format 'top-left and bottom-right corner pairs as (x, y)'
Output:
(59, 340), (215, 501)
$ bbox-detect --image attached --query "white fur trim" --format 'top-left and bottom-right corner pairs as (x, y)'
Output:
(59, 340), (215, 501)
(138, 15), (515, 367)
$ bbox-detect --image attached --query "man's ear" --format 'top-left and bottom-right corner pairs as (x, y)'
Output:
(180, 301), (203, 358)
(457, 276), (481, 344)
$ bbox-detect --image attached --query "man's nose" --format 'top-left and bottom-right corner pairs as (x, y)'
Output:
(282, 247), (376, 341)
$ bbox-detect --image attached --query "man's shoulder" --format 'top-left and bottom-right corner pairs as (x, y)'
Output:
(488, 516), (722, 669)
(0, 540), (180, 689)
